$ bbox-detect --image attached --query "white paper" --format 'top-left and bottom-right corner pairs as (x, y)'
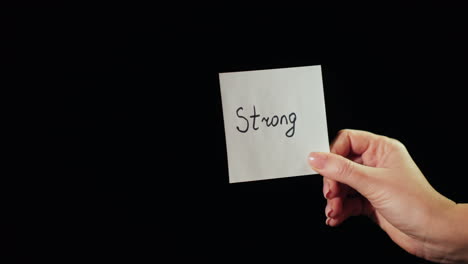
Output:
(219, 65), (329, 183)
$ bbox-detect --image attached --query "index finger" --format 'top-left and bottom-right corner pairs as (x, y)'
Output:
(331, 129), (380, 157)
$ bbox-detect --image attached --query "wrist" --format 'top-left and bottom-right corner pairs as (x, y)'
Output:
(427, 202), (468, 263)
(445, 204), (468, 263)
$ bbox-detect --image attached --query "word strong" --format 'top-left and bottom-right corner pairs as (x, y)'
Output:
(236, 105), (297, 137)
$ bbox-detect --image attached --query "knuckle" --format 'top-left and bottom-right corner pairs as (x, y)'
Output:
(337, 129), (351, 138)
(337, 129), (348, 135)
(391, 138), (407, 151)
(338, 159), (355, 179)
(382, 136), (407, 152)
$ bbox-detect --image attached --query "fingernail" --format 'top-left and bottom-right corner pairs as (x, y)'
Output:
(326, 218), (330, 226)
(325, 190), (332, 199)
(327, 209), (334, 218)
(323, 181), (329, 199)
(308, 152), (327, 170)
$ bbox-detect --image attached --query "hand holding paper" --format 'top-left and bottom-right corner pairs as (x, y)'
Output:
(309, 129), (468, 263)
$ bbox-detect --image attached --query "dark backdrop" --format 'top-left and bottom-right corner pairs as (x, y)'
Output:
(9, 5), (468, 263)
(195, 10), (468, 264)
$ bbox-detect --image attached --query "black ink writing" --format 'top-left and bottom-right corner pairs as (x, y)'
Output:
(236, 107), (249, 133)
(235, 105), (296, 137)
(286, 113), (296, 137)
(250, 105), (260, 130)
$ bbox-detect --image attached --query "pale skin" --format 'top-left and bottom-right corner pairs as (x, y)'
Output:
(308, 129), (468, 264)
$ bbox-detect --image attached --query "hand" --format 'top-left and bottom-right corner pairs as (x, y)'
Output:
(308, 129), (468, 263)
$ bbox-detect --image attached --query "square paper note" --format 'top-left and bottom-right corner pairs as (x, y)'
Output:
(219, 65), (329, 183)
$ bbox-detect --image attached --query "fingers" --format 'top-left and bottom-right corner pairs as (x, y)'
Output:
(316, 130), (386, 227)
(309, 152), (377, 196)
(323, 177), (340, 199)
(326, 130), (365, 202)
(325, 196), (342, 218)
(325, 178), (352, 199)
(323, 177), (330, 198)
(330, 129), (378, 157)
(326, 196), (367, 227)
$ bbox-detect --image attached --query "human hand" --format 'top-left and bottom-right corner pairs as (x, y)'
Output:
(308, 129), (468, 263)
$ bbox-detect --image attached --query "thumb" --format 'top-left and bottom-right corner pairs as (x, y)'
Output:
(308, 152), (375, 195)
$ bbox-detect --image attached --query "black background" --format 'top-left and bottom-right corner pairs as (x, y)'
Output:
(192, 9), (468, 263)
(7, 4), (468, 263)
